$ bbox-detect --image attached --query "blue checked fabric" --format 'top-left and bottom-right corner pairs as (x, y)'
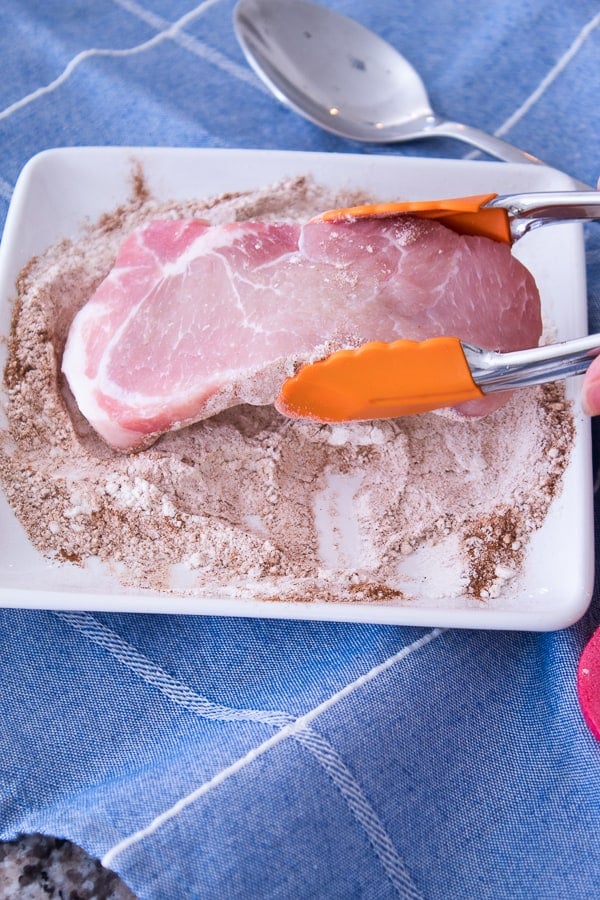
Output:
(1, 2), (600, 898)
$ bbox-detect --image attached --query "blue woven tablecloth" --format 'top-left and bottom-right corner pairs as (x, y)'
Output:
(1, 2), (600, 897)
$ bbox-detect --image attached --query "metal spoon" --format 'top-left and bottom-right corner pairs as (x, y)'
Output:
(234, 0), (569, 168)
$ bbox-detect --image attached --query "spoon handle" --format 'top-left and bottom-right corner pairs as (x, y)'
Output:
(430, 119), (592, 189)
(429, 119), (542, 164)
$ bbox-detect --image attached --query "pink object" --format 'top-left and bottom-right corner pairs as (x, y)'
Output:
(578, 627), (600, 740)
(62, 215), (542, 451)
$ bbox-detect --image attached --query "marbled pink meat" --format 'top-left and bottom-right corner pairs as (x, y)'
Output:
(62, 215), (542, 450)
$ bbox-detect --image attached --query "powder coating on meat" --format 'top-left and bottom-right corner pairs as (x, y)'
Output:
(61, 214), (542, 451)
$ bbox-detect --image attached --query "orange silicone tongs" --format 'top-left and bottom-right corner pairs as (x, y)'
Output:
(276, 334), (600, 422)
(277, 190), (600, 422)
(314, 190), (600, 244)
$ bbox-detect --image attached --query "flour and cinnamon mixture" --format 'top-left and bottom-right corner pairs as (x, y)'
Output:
(0, 171), (574, 604)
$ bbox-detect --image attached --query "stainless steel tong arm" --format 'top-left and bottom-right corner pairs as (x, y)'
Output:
(464, 334), (600, 393)
(488, 191), (600, 240)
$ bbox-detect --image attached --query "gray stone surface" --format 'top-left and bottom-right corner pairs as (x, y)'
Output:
(0, 835), (136, 899)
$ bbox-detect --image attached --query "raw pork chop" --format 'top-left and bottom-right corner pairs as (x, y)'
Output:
(61, 215), (542, 451)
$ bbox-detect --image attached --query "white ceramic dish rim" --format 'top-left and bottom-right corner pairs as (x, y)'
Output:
(0, 146), (593, 630)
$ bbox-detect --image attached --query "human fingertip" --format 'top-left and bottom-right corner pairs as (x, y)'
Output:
(582, 379), (600, 416)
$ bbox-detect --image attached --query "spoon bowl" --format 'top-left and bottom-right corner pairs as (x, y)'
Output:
(235, 0), (552, 166)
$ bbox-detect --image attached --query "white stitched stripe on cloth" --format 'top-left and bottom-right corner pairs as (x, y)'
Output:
(56, 610), (441, 897)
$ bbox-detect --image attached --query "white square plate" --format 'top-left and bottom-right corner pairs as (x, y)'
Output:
(0, 147), (593, 628)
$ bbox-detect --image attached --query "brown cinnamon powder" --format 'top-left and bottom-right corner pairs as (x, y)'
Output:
(0, 170), (575, 604)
